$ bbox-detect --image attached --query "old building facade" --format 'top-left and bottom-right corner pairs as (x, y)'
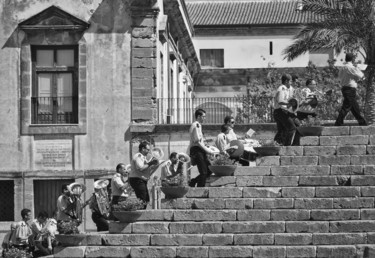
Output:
(0, 0), (198, 234)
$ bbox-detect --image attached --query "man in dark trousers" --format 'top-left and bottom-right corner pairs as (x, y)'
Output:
(129, 141), (159, 209)
(335, 53), (367, 126)
(273, 74), (300, 146)
(188, 109), (215, 187)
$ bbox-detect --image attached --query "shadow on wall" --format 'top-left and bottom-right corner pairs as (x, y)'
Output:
(2, 0), (133, 49)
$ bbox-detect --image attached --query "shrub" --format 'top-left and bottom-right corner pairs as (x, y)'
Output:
(210, 153), (240, 166)
(57, 220), (80, 235)
(161, 173), (187, 187)
(3, 247), (32, 258)
(112, 198), (145, 211)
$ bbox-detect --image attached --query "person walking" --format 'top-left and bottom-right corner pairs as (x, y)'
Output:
(273, 74), (300, 146)
(129, 141), (159, 209)
(335, 53), (367, 126)
(188, 109), (215, 187)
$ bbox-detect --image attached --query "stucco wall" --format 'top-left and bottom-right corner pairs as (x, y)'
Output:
(0, 0), (132, 172)
(193, 35), (309, 69)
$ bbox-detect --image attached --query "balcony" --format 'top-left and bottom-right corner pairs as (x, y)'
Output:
(31, 97), (78, 124)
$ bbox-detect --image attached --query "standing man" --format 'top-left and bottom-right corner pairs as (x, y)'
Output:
(111, 163), (131, 205)
(56, 184), (74, 222)
(188, 109), (215, 187)
(86, 179), (110, 232)
(129, 141), (159, 209)
(335, 53), (367, 126)
(273, 74), (299, 146)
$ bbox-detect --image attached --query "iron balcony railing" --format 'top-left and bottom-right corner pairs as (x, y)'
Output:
(31, 97), (78, 124)
(156, 96), (275, 125)
(156, 96), (346, 125)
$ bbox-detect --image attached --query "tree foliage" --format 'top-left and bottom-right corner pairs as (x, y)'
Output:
(283, 0), (375, 124)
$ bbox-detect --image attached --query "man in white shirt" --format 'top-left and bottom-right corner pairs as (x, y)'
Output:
(273, 74), (299, 146)
(129, 141), (159, 209)
(111, 163), (131, 205)
(335, 53), (367, 126)
(161, 152), (181, 181)
(188, 109), (215, 187)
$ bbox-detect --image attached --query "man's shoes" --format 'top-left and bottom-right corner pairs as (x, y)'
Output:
(188, 179), (196, 187)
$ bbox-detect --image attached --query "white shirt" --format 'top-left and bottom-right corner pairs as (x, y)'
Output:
(129, 152), (149, 181)
(111, 173), (130, 197)
(188, 121), (204, 154)
(339, 62), (364, 88)
(273, 84), (291, 110)
(226, 128), (237, 143)
(215, 132), (228, 153)
(161, 160), (178, 180)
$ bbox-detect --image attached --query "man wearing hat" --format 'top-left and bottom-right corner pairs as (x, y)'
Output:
(85, 179), (110, 232)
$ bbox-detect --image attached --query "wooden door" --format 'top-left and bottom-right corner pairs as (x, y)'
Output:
(33, 179), (74, 218)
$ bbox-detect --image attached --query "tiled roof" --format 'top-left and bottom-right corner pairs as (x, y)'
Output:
(186, 0), (321, 26)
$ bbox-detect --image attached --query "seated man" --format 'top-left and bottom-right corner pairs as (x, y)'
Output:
(13, 209), (33, 251)
(31, 211), (56, 257)
(215, 124), (238, 154)
(161, 152), (183, 183)
(1, 222), (17, 250)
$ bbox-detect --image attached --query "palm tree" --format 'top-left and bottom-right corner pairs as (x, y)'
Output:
(283, 0), (375, 124)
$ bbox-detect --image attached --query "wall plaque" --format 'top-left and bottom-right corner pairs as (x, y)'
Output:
(34, 139), (73, 170)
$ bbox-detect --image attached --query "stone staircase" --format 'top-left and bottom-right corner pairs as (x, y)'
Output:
(52, 126), (375, 258)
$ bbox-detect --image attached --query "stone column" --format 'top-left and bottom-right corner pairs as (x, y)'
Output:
(130, 1), (159, 123)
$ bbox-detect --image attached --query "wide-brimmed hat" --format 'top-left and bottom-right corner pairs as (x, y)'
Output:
(177, 152), (190, 163)
(68, 182), (86, 195)
(125, 164), (131, 172)
(151, 147), (164, 160)
(93, 179), (109, 190)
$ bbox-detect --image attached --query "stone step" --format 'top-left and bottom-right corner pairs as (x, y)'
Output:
(108, 220), (375, 234)
(52, 244), (375, 257)
(161, 197), (374, 210)
(108, 209), (375, 224)
(254, 155), (375, 166)
(55, 232), (375, 246)
(277, 145), (374, 156)
(320, 126), (375, 136)
(205, 175), (375, 187)
(182, 186), (375, 198)
(300, 135), (372, 146)
(233, 165), (375, 176)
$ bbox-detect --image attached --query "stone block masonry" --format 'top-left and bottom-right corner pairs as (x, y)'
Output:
(54, 126), (375, 257)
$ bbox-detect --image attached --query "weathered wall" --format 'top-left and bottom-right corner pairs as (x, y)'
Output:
(193, 35), (309, 69)
(0, 0), (131, 171)
(0, 0), (132, 229)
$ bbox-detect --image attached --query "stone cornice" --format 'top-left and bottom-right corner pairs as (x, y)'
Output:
(163, 0), (201, 77)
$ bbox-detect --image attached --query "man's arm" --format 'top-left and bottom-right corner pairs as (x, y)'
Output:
(350, 67), (364, 80)
(134, 154), (158, 172)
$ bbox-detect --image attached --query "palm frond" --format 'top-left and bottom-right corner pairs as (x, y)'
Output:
(284, 0), (375, 61)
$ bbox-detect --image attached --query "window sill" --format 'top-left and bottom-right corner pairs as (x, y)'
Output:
(22, 123), (86, 135)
